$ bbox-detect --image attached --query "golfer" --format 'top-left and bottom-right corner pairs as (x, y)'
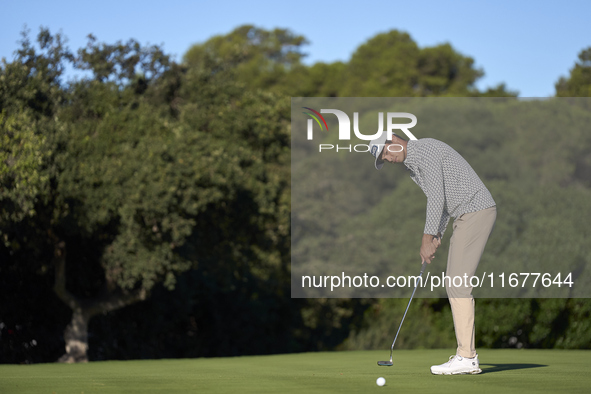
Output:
(369, 132), (496, 375)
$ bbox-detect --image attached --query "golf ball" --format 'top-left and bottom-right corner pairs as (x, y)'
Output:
(376, 377), (386, 386)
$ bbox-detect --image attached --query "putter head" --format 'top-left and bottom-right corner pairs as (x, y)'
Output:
(377, 361), (393, 366)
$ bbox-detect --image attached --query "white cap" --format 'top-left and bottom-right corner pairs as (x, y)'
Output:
(369, 132), (388, 170)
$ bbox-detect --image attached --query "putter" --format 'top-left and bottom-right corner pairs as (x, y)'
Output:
(378, 261), (428, 367)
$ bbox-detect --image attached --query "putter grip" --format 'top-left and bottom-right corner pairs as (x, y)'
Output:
(420, 261), (428, 275)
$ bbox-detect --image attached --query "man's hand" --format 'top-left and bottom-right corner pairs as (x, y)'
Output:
(420, 234), (441, 264)
(433, 233), (442, 248)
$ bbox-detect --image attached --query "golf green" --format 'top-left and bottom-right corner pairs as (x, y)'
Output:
(0, 349), (589, 393)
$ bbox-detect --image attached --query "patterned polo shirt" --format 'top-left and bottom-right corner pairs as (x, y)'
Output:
(403, 138), (496, 237)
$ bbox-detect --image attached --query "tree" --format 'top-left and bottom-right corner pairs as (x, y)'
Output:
(183, 25), (308, 93)
(556, 47), (591, 97)
(1, 28), (73, 362)
(338, 30), (507, 97)
(1, 29), (177, 362)
(415, 43), (483, 96)
(0, 28), (292, 362)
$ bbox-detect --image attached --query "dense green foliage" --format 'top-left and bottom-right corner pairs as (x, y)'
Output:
(1, 25), (590, 364)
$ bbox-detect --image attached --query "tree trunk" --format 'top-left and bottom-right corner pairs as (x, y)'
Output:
(57, 308), (90, 363)
(50, 234), (147, 363)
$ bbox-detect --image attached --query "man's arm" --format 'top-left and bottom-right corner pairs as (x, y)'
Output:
(420, 150), (446, 263)
(438, 212), (450, 238)
(421, 155), (446, 237)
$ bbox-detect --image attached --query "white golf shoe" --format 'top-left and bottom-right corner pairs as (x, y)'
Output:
(430, 354), (482, 375)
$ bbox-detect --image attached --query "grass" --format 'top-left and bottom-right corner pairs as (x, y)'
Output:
(1, 349), (590, 393)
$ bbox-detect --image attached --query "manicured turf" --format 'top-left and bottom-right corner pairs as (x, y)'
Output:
(1, 349), (590, 393)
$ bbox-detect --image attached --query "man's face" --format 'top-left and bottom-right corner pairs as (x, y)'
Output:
(381, 141), (405, 164)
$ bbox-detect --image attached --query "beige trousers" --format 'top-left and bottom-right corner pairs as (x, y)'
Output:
(445, 206), (497, 358)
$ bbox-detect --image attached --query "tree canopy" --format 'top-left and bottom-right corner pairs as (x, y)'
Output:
(183, 26), (518, 97)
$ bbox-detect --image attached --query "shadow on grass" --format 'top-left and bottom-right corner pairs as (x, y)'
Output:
(480, 363), (547, 374)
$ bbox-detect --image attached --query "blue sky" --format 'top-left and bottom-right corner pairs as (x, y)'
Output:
(2, 0), (590, 97)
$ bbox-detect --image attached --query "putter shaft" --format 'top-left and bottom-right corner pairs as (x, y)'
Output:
(378, 261), (427, 366)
